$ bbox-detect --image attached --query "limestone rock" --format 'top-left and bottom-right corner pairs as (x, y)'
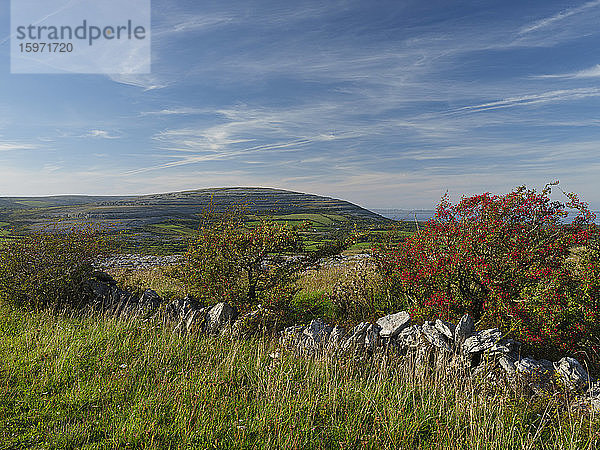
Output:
(434, 319), (456, 341)
(89, 272), (163, 319)
(588, 382), (600, 412)
(205, 302), (237, 335)
(165, 296), (197, 322)
(327, 325), (346, 349)
(462, 328), (502, 354)
(280, 325), (306, 347)
(516, 357), (554, 376)
(395, 325), (422, 349)
(487, 338), (521, 357)
(554, 357), (590, 391)
(184, 307), (209, 333)
(364, 323), (381, 351)
(422, 321), (452, 352)
(376, 311), (410, 339)
(498, 355), (517, 375)
(454, 314), (474, 348)
(137, 289), (161, 317)
(342, 322), (372, 351)
(303, 319), (333, 348)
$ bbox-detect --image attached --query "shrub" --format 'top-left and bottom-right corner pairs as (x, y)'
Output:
(331, 260), (391, 324)
(184, 207), (306, 309)
(289, 290), (336, 324)
(0, 223), (110, 310)
(374, 184), (600, 368)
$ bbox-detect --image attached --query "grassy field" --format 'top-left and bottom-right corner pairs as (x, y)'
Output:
(0, 222), (10, 238)
(14, 200), (53, 207)
(1, 305), (598, 449)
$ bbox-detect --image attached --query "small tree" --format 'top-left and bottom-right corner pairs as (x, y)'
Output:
(184, 208), (306, 308)
(375, 183), (599, 366)
(0, 224), (110, 310)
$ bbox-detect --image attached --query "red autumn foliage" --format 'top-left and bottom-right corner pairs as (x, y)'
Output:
(375, 184), (600, 368)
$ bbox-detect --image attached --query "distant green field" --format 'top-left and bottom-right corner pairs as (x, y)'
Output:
(247, 213), (348, 228)
(15, 200), (53, 207)
(346, 242), (374, 252)
(0, 222), (11, 238)
(271, 213), (347, 225)
(149, 223), (198, 236)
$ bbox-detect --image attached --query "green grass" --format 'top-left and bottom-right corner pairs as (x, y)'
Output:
(248, 213), (348, 228)
(149, 223), (198, 236)
(110, 266), (188, 300)
(346, 242), (374, 253)
(1, 305), (598, 449)
(14, 200), (53, 207)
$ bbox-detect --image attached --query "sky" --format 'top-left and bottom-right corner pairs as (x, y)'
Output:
(1, 0), (600, 210)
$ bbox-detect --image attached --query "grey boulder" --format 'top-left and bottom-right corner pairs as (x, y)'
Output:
(498, 355), (517, 375)
(303, 319), (333, 348)
(516, 357), (554, 376)
(454, 314), (475, 347)
(280, 325), (306, 347)
(434, 319), (456, 341)
(588, 382), (600, 412)
(462, 328), (502, 354)
(487, 338), (521, 356)
(395, 325), (422, 349)
(205, 302), (237, 335)
(376, 311), (410, 338)
(343, 322), (381, 352)
(554, 357), (590, 391)
(327, 325), (346, 349)
(364, 324), (381, 351)
(421, 321), (452, 352)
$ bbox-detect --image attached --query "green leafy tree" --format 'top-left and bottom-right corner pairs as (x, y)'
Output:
(184, 208), (306, 308)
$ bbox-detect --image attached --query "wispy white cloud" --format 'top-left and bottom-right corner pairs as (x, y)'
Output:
(42, 163), (63, 173)
(446, 88), (600, 114)
(108, 74), (169, 91)
(533, 64), (600, 79)
(519, 0), (600, 35)
(154, 14), (236, 37)
(82, 129), (121, 139)
(0, 142), (37, 151)
(140, 107), (207, 116)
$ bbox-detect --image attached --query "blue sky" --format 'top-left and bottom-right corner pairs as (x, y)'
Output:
(1, 0), (600, 209)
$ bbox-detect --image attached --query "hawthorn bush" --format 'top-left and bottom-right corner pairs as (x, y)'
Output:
(374, 184), (600, 369)
(0, 224), (110, 310)
(184, 208), (306, 309)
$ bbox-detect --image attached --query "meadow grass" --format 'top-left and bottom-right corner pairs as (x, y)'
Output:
(110, 266), (188, 301)
(1, 305), (598, 449)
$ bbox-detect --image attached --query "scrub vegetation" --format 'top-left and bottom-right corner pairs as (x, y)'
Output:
(1, 184), (599, 448)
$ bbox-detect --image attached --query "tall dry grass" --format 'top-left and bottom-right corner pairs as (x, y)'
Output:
(1, 305), (598, 449)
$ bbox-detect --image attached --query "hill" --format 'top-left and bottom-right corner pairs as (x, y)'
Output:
(0, 187), (390, 253)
